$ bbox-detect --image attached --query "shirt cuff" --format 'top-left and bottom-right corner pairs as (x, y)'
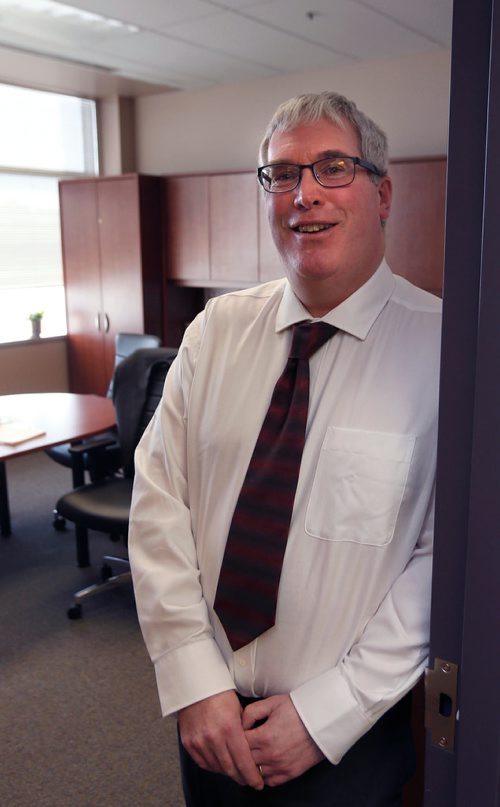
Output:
(154, 636), (236, 716)
(290, 666), (373, 764)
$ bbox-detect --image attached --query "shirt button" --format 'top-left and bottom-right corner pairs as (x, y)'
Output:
(238, 658), (247, 667)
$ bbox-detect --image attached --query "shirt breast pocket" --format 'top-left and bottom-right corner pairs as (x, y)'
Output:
(305, 427), (415, 546)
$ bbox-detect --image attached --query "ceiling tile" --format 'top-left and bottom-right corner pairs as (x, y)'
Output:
(59, 0), (220, 28)
(162, 11), (354, 72)
(207, 0), (275, 8)
(358, 0), (453, 46)
(0, 0), (453, 94)
(243, 0), (445, 60)
(0, 1), (135, 47)
(0, 27), (125, 73)
(96, 30), (280, 85)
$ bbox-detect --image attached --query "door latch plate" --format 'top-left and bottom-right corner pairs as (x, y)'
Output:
(424, 657), (458, 752)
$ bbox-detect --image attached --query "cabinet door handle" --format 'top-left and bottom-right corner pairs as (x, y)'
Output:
(103, 313), (110, 333)
(95, 312), (101, 331)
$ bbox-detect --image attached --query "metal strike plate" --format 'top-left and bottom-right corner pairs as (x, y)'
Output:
(424, 657), (458, 752)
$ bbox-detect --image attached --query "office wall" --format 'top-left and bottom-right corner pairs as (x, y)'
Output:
(0, 50), (449, 389)
(0, 338), (69, 394)
(97, 96), (137, 176)
(136, 49), (451, 175)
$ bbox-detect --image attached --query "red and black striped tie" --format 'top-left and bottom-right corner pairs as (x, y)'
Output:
(214, 321), (337, 650)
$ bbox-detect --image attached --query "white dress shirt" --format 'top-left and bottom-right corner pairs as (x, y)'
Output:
(129, 260), (442, 764)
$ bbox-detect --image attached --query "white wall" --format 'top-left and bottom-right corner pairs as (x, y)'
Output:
(136, 49), (451, 175)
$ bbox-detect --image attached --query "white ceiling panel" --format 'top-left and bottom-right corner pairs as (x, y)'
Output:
(244, 0), (442, 61)
(0, 0), (453, 95)
(51, 0), (221, 28)
(208, 1), (276, 9)
(96, 30), (280, 85)
(0, 28), (121, 72)
(162, 11), (354, 72)
(359, 0), (453, 46)
(0, 1), (135, 46)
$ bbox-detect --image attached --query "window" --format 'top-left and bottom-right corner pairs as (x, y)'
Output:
(0, 83), (98, 343)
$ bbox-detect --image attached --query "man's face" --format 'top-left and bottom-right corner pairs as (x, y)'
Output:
(264, 117), (392, 314)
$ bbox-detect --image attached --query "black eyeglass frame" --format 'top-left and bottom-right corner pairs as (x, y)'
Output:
(257, 155), (383, 193)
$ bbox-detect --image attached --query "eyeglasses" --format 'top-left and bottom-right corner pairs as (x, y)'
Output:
(257, 155), (382, 193)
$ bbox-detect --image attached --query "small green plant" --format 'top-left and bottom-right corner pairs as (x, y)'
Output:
(28, 311), (44, 321)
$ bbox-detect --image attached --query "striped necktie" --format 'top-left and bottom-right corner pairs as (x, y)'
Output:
(214, 321), (337, 650)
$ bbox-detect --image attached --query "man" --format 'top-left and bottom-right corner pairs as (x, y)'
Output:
(129, 91), (441, 806)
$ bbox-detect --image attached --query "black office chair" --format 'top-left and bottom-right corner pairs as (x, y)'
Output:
(56, 347), (177, 619)
(48, 332), (161, 528)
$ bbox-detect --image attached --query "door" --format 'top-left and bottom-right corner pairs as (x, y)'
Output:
(97, 176), (145, 381)
(424, 0), (500, 803)
(60, 180), (107, 395)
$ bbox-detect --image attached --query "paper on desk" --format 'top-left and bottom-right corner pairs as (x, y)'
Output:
(0, 420), (46, 446)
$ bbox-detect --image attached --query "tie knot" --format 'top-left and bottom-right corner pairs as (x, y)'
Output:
(289, 321), (337, 361)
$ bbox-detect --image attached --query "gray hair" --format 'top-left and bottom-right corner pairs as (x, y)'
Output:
(258, 91), (389, 180)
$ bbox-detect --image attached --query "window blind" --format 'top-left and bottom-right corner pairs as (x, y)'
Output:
(0, 82), (97, 342)
(0, 174), (63, 289)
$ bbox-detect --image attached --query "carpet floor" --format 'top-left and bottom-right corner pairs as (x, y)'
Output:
(0, 452), (185, 807)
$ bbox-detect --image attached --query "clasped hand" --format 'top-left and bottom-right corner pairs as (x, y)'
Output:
(177, 690), (324, 789)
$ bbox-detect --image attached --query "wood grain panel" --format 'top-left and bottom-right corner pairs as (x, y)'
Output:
(97, 176), (144, 378)
(209, 173), (258, 284)
(165, 176), (210, 282)
(60, 174), (165, 394)
(386, 158), (446, 295)
(258, 188), (285, 282)
(59, 180), (107, 394)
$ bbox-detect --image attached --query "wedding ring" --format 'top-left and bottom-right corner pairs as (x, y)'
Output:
(258, 764), (264, 778)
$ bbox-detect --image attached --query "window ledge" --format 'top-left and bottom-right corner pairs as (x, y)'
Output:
(0, 335), (67, 349)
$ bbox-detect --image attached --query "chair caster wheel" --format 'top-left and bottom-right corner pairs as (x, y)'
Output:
(101, 563), (113, 582)
(53, 513), (66, 531)
(67, 603), (82, 620)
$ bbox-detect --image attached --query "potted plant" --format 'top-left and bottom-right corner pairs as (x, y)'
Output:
(28, 311), (44, 339)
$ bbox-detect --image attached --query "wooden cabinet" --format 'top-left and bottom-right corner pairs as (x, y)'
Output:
(166, 175), (210, 284)
(257, 157), (447, 292)
(165, 159), (446, 294)
(385, 157), (446, 296)
(209, 174), (259, 285)
(165, 172), (262, 287)
(60, 174), (164, 395)
(258, 189), (284, 282)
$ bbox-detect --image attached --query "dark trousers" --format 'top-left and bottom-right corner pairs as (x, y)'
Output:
(178, 692), (414, 807)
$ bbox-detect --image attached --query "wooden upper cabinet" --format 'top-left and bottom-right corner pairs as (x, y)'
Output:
(209, 174), (259, 285)
(164, 159), (446, 296)
(258, 188), (284, 282)
(385, 157), (446, 295)
(165, 175), (210, 282)
(258, 159), (447, 289)
(164, 172), (260, 286)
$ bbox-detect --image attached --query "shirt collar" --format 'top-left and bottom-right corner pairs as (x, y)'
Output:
(275, 259), (395, 340)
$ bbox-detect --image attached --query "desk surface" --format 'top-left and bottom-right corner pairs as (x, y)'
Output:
(0, 392), (116, 461)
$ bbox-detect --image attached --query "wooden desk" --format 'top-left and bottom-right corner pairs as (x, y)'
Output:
(0, 393), (116, 536)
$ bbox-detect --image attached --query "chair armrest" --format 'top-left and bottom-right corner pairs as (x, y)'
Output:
(68, 437), (116, 456)
(69, 437), (121, 485)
